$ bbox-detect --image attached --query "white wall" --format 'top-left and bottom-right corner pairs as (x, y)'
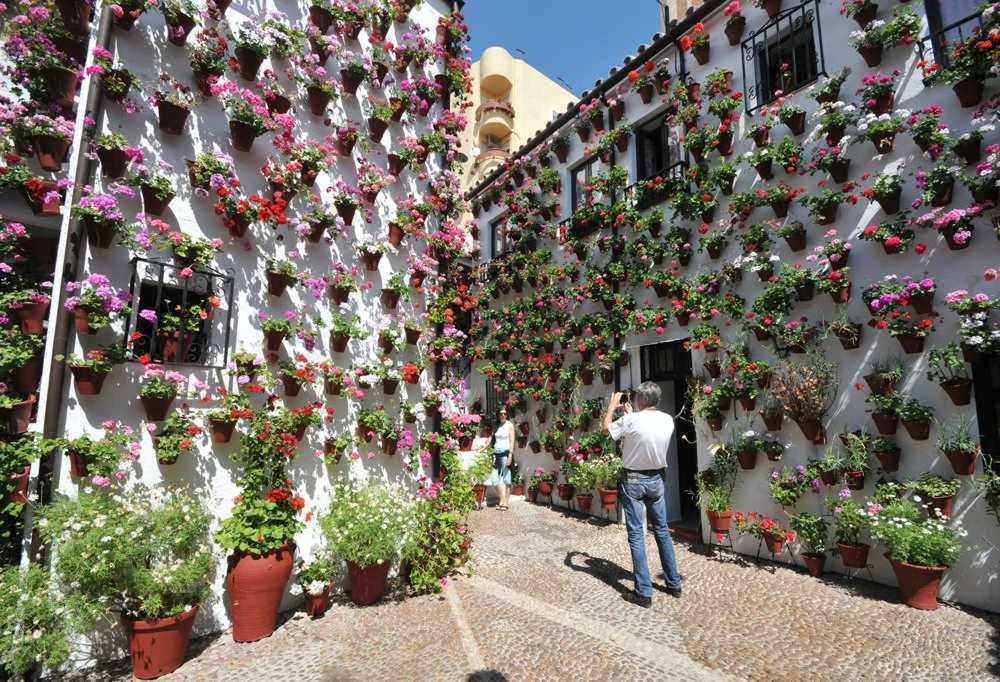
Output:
(38, 0), (457, 647)
(471, 2), (1000, 612)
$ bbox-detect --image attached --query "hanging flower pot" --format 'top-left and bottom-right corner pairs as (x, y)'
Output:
(226, 544), (295, 641)
(762, 413), (783, 431)
(929, 179), (954, 208)
(864, 373), (896, 395)
(330, 285), (351, 306)
(120, 605), (200, 680)
(165, 12), (197, 45)
(819, 469), (839, 486)
(954, 137), (981, 166)
(953, 78), (984, 108)
(706, 416), (724, 432)
(802, 552), (826, 578)
(341, 69), (364, 95)
(763, 532), (785, 555)
(229, 121), (260, 152)
(857, 44), (883, 67)
(140, 184), (174, 216)
(234, 46), (265, 80)
(937, 378), (971, 406)
(736, 449), (757, 470)
(755, 159), (774, 180)
(794, 419), (823, 443)
(157, 102), (190, 136)
(875, 188), (901, 215)
(404, 326), (421, 345)
(751, 126), (770, 148)
(557, 483), (575, 501)
(0, 394), (33, 434)
(871, 411), (899, 435)
(638, 83), (654, 104)
(6, 462), (32, 505)
(43, 66), (78, 107)
(280, 375), (302, 397)
(68, 363), (109, 395)
(380, 288), (401, 309)
(140, 395), (173, 422)
(725, 16), (746, 45)
(265, 93), (291, 115)
(844, 469), (865, 491)
(306, 86), (332, 116)
(692, 43), (710, 66)
(382, 433), (398, 454)
(266, 272), (292, 297)
(871, 131), (896, 154)
(785, 112), (806, 135)
(368, 117), (389, 143)
(888, 556), (947, 610)
(874, 447), (900, 473)
(31, 135), (71, 172)
(54, 0), (90, 33)
(901, 419), (930, 441)
(309, 4), (335, 32)
(209, 418), (237, 444)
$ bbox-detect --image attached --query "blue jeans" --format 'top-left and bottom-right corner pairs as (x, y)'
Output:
(620, 470), (682, 597)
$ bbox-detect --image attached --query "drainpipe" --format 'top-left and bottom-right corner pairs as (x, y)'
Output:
(20, 6), (113, 567)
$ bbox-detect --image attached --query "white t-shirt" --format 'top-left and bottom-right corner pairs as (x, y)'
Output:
(608, 410), (675, 471)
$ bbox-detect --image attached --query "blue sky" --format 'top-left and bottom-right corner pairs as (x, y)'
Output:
(465, 1), (663, 96)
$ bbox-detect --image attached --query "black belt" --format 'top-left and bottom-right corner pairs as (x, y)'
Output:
(624, 468), (664, 475)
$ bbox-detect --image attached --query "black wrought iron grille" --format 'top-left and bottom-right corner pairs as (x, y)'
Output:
(741, 0), (826, 114)
(918, 5), (986, 69)
(121, 257), (235, 369)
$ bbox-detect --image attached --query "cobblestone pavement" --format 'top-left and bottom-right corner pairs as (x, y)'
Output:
(65, 499), (999, 681)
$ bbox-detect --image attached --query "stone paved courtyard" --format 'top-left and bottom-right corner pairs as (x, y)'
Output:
(67, 499), (1000, 681)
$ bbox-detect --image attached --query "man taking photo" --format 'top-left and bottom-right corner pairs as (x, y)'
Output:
(603, 382), (683, 607)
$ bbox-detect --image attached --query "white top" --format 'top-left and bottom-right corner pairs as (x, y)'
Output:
(608, 410), (675, 471)
(494, 420), (513, 452)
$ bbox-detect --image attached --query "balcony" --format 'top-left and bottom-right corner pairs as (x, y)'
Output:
(477, 98), (515, 138)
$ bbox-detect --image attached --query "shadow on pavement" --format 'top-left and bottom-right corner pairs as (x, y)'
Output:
(467, 670), (508, 681)
(563, 550), (632, 595)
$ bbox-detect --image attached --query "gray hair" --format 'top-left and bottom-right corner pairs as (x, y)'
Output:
(633, 381), (661, 409)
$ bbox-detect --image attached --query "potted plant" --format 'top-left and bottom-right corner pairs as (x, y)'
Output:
(19, 114), (74, 171)
(61, 345), (127, 396)
(826, 492), (871, 568)
(778, 102), (806, 136)
(0, 329), (45, 394)
(93, 132), (131, 178)
(897, 397), (933, 441)
(151, 75), (195, 135)
(152, 410), (200, 465)
(790, 512), (829, 577)
(696, 447), (738, 533)
(328, 313), (366, 352)
(217, 85), (272, 151)
(769, 465), (811, 506)
(908, 473), (961, 518)
(768, 354), (836, 443)
(264, 257), (298, 298)
(320, 479), (416, 605)
(187, 27), (229, 95)
(937, 415), (981, 476)
(926, 344), (972, 405)
(71, 189), (127, 249)
(723, 1), (746, 44)
(864, 357), (903, 395)
(1, 434), (53, 506)
(293, 555), (334, 618)
(858, 112), (905, 154)
(205, 390), (252, 444)
(260, 315), (298, 353)
(38, 486), (213, 679)
(680, 22), (710, 66)
(63, 273), (131, 335)
(920, 7), (997, 106)
(734, 511), (794, 554)
(809, 67), (850, 103)
(869, 499), (962, 609)
(0, 564), (70, 676)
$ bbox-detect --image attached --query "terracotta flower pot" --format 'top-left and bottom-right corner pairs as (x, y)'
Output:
(802, 552), (826, 578)
(706, 416), (724, 432)
(837, 542), (870, 569)
(706, 509), (732, 533)
(794, 419), (823, 443)
(755, 160), (773, 180)
(140, 185), (174, 216)
(97, 146), (128, 178)
(341, 69), (364, 95)
(858, 43), (883, 67)
(527, 487), (539, 503)
(380, 289), (400, 309)
(596, 487), (618, 510)
(280, 375), (301, 397)
(264, 330), (286, 352)
(165, 12), (197, 45)
(872, 412), (899, 435)
(11, 357), (41, 394)
(140, 395), (174, 422)
(557, 483), (575, 501)
(234, 46), (265, 80)
(763, 533), (785, 555)
(725, 17), (746, 45)
(266, 272), (292, 297)
(762, 413), (783, 432)
(945, 448), (979, 476)
(953, 78), (984, 108)
(209, 418), (237, 444)
(157, 101), (190, 136)
(347, 560), (390, 606)
(8, 465), (31, 505)
(875, 448), (901, 473)
(32, 135), (70, 171)
(266, 93), (291, 114)
(692, 42), (710, 66)
(954, 137), (981, 166)
(901, 419), (929, 441)
(229, 121), (259, 152)
(1, 395), (35, 434)
(304, 587), (331, 617)
(939, 378), (972, 406)
(828, 158), (851, 184)
(896, 334), (924, 354)
(368, 117), (389, 143)
(871, 131), (896, 154)
(736, 449), (757, 470)
(888, 556), (947, 610)
(226, 544), (295, 641)
(537, 481), (553, 497)
(784, 111), (806, 135)
(844, 470), (865, 491)
(309, 5), (335, 32)
(121, 605), (200, 680)
(70, 365), (109, 395)
(575, 493), (593, 512)
(638, 83), (654, 104)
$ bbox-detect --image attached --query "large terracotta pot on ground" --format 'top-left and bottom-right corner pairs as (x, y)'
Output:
(836, 542), (870, 569)
(120, 605), (199, 679)
(226, 544), (295, 642)
(888, 555), (947, 610)
(347, 560), (391, 606)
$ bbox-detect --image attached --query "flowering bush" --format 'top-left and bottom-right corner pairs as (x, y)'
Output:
(38, 485), (214, 622)
(734, 511), (794, 543)
(869, 499), (963, 567)
(320, 478), (417, 567)
(0, 565), (70, 675)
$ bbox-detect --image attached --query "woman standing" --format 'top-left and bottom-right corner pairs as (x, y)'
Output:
(489, 408), (516, 510)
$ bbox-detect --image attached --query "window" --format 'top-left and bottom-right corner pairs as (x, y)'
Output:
(973, 354), (1000, 467)
(637, 114), (676, 181)
(570, 157), (599, 212)
(924, 0), (985, 65)
(741, 1), (825, 114)
(489, 213), (508, 260)
(123, 258), (235, 368)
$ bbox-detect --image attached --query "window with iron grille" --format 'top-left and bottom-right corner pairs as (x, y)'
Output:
(741, 0), (825, 114)
(637, 113), (677, 182)
(489, 213), (508, 260)
(122, 258), (235, 368)
(922, 0), (986, 66)
(570, 157), (599, 212)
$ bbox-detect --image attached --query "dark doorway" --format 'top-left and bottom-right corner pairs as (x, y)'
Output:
(640, 341), (697, 530)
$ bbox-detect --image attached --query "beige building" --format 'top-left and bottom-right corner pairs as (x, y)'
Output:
(659, 0), (703, 28)
(460, 46), (577, 187)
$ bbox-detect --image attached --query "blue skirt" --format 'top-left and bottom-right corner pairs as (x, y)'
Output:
(486, 451), (511, 486)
